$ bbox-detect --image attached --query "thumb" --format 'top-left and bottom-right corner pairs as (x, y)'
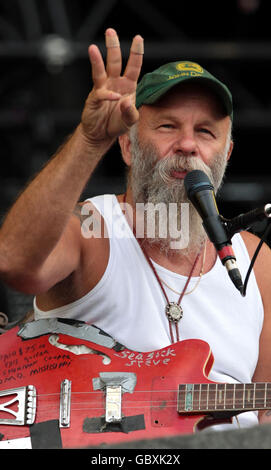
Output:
(120, 96), (139, 129)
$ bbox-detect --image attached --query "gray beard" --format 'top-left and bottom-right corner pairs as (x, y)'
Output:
(128, 127), (229, 256)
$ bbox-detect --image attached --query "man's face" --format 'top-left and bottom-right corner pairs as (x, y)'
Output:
(127, 83), (233, 254)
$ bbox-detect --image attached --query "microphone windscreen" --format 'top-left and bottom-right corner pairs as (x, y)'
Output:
(184, 170), (214, 197)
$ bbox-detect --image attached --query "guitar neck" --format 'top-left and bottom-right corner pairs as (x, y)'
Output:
(178, 382), (271, 414)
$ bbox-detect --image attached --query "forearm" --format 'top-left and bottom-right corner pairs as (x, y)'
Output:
(0, 28), (143, 282)
(258, 410), (271, 424)
(0, 124), (110, 276)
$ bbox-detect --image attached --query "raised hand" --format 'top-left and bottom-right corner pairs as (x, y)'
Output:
(80, 28), (144, 148)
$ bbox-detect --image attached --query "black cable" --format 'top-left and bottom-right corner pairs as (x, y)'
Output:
(242, 221), (271, 297)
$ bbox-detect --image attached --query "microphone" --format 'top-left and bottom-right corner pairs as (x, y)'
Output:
(184, 170), (244, 295)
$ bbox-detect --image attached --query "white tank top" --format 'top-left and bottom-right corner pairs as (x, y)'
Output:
(34, 194), (264, 430)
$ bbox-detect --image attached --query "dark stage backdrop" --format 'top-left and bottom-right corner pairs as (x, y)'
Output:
(0, 0), (271, 321)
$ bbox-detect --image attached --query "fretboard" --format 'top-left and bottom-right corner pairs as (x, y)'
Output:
(178, 383), (271, 413)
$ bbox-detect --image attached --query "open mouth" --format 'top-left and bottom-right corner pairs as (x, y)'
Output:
(170, 169), (188, 179)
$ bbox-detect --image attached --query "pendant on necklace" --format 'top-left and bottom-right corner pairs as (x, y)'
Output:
(165, 302), (183, 323)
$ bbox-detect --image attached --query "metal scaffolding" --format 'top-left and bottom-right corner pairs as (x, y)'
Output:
(1, 0), (271, 212)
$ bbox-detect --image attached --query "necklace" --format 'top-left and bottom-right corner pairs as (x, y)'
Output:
(122, 193), (204, 344)
(159, 242), (206, 296)
(139, 241), (202, 343)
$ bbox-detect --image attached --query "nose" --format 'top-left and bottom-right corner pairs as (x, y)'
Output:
(172, 130), (198, 157)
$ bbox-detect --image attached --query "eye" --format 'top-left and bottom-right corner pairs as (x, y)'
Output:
(199, 128), (211, 134)
(198, 128), (215, 137)
(158, 123), (175, 129)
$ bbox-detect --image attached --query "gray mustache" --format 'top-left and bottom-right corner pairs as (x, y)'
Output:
(155, 155), (214, 184)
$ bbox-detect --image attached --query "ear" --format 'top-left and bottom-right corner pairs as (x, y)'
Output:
(227, 139), (234, 161)
(118, 133), (132, 167)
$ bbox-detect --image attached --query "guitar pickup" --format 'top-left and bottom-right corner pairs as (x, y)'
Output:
(0, 385), (36, 426)
(105, 385), (122, 423)
(92, 372), (137, 425)
(59, 379), (71, 428)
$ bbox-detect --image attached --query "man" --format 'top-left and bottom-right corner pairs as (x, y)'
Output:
(0, 28), (271, 432)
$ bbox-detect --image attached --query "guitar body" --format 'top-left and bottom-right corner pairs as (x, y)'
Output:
(0, 319), (224, 448)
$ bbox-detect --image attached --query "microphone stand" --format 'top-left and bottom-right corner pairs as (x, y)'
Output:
(219, 203), (271, 297)
(222, 203), (271, 240)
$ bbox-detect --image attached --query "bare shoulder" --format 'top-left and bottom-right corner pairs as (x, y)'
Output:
(73, 200), (109, 238)
(72, 199), (109, 269)
(240, 230), (271, 304)
(240, 229), (271, 258)
(73, 200), (98, 224)
(241, 230), (271, 386)
(36, 200), (110, 309)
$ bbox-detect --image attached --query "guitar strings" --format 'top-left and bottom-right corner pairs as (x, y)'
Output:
(21, 387), (271, 415)
(33, 385), (271, 397)
(2, 388), (271, 420)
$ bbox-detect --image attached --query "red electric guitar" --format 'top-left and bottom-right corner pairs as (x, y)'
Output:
(0, 318), (269, 449)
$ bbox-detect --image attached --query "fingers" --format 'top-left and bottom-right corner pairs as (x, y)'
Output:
(124, 35), (144, 82)
(87, 29), (143, 139)
(88, 44), (107, 89)
(105, 29), (143, 81)
(105, 28), (122, 78)
(120, 96), (139, 128)
(89, 29), (123, 82)
(106, 96), (139, 138)
(89, 88), (121, 106)
(90, 29), (144, 85)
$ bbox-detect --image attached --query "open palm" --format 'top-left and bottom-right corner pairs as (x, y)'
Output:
(81, 29), (144, 144)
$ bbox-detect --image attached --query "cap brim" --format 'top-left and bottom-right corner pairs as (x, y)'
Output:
(136, 75), (232, 118)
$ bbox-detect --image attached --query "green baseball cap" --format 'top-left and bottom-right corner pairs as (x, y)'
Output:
(136, 61), (233, 120)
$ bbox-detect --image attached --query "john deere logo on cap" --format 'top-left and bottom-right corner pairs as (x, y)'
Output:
(176, 62), (203, 74)
(167, 61), (204, 81)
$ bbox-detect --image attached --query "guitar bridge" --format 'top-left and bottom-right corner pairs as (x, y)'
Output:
(0, 385), (36, 426)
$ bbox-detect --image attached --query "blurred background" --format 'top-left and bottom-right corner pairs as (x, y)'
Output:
(0, 0), (271, 323)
